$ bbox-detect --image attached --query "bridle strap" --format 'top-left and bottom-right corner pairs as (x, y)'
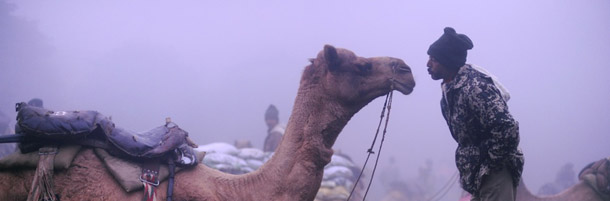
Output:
(363, 88), (393, 200)
(348, 83), (395, 201)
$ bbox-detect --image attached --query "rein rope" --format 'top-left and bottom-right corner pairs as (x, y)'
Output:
(347, 83), (394, 201)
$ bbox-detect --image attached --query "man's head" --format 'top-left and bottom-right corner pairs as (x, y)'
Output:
(264, 104), (279, 128)
(27, 98), (43, 108)
(426, 27), (474, 81)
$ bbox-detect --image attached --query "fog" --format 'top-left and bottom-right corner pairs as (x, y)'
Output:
(1, 0), (609, 200)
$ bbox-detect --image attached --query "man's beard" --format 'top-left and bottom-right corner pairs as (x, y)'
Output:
(430, 73), (443, 80)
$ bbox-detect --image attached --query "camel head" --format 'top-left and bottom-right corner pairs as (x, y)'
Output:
(304, 45), (415, 106)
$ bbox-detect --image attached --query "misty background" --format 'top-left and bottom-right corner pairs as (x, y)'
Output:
(1, 0), (609, 200)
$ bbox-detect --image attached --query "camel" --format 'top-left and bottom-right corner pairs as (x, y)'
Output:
(516, 158), (609, 201)
(0, 44), (416, 201)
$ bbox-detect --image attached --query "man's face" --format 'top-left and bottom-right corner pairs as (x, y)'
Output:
(426, 56), (449, 81)
(265, 119), (278, 129)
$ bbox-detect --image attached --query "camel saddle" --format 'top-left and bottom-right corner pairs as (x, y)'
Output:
(579, 157), (610, 200)
(13, 102), (199, 201)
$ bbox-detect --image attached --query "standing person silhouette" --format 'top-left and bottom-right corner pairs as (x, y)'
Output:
(263, 104), (284, 152)
(425, 27), (524, 201)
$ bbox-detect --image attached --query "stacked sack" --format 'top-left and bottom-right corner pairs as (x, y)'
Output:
(195, 142), (363, 201)
(196, 142), (271, 174)
(316, 154), (364, 201)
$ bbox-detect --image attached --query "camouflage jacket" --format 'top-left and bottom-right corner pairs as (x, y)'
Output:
(440, 64), (524, 195)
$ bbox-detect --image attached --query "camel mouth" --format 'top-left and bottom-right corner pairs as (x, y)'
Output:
(393, 80), (415, 95)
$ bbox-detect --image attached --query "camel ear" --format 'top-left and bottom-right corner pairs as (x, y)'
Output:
(308, 58), (315, 64)
(324, 45), (341, 72)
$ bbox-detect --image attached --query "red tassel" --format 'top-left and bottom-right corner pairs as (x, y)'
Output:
(142, 183), (158, 201)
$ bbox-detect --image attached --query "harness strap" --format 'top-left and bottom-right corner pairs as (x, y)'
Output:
(138, 156), (178, 201)
(167, 157), (176, 201)
(140, 159), (161, 201)
(27, 145), (60, 201)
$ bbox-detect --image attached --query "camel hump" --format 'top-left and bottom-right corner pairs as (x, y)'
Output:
(578, 157), (610, 198)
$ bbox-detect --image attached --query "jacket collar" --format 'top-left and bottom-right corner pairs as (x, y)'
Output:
(442, 64), (470, 91)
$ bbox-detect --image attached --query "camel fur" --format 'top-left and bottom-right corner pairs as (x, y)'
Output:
(0, 44), (416, 201)
(517, 158), (610, 201)
(517, 180), (605, 201)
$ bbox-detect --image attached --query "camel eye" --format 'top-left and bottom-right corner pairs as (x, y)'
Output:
(398, 67), (411, 73)
(395, 65), (411, 74)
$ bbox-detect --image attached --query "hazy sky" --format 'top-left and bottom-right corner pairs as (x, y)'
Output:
(1, 0), (609, 199)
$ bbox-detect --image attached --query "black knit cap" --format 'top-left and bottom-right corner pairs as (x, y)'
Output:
(265, 104), (279, 121)
(427, 27), (474, 70)
(27, 98), (43, 108)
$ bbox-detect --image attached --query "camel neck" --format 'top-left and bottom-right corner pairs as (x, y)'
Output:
(275, 89), (352, 164)
(254, 86), (356, 199)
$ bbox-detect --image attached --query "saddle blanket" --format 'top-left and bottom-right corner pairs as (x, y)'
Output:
(0, 145), (205, 192)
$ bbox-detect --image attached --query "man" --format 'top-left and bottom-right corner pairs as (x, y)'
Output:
(426, 27), (524, 201)
(263, 104), (285, 152)
(27, 98), (44, 108)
